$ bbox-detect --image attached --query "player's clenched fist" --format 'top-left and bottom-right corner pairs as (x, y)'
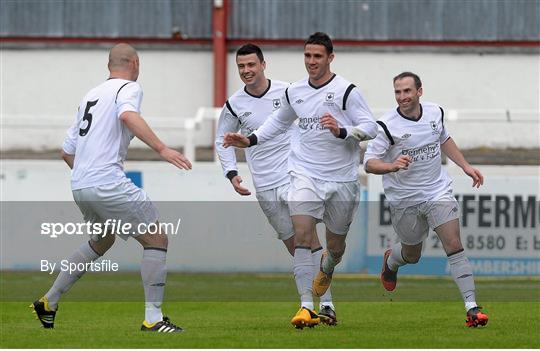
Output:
(321, 113), (340, 137)
(391, 155), (412, 172)
(223, 132), (250, 148)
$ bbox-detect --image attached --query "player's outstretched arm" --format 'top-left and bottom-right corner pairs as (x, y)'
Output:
(120, 111), (192, 170)
(365, 155), (412, 174)
(223, 133), (250, 148)
(441, 137), (483, 188)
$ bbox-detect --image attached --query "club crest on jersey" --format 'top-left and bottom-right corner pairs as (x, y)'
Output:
(430, 121), (439, 134)
(272, 99), (281, 109)
(324, 92), (335, 106)
(325, 92), (335, 102)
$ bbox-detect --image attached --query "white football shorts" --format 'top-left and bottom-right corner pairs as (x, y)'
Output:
(288, 172), (360, 235)
(255, 183), (294, 241)
(72, 178), (159, 241)
(390, 192), (460, 245)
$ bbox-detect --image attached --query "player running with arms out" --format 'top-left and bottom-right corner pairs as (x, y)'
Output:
(31, 43), (191, 332)
(364, 71), (488, 327)
(223, 33), (378, 328)
(215, 44), (336, 327)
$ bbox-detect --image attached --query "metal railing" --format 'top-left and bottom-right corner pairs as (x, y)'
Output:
(1, 108), (538, 155)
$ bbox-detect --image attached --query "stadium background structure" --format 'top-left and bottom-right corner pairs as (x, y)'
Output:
(0, 1), (539, 346)
(1, 0), (539, 106)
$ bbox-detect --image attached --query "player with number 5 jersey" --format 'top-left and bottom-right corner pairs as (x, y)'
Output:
(31, 43), (191, 333)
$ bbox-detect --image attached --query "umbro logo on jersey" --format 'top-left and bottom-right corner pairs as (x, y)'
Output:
(240, 112), (252, 118)
(401, 133), (411, 139)
(273, 99), (281, 109)
(295, 99), (304, 104)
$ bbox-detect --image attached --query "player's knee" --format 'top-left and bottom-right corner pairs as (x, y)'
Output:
(149, 232), (168, 249)
(90, 235), (115, 256)
(327, 244), (345, 260)
(293, 229), (313, 247)
(106, 233), (116, 248)
(160, 233), (169, 249)
(403, 252), (421, 264)
(136, 231), (168, 250)
(326, 238), (345, 257)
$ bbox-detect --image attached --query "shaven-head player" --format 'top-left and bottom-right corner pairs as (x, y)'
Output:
(31, 43), (191, 332)
(364, 72), (488, 327)
(215, 44), (336, 327)
(223, 33), (378, 328)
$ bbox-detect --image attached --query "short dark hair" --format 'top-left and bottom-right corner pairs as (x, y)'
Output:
(305, 32), (333, 54)
(236, 43), (264, 62)
(393, 72), (422, 89)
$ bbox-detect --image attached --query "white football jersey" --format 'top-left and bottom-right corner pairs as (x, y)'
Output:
(364, 102), (452, 207)
(215, 80), (291, 192)
(63, 78), (142, 190)
(253, 74), (378, 182)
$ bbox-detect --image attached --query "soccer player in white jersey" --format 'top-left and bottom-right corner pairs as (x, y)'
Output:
(223, 33), (378, 328)
(215, 44), (336, 326)
(31, 44), (191, 332)
(364, 71), (489, 327)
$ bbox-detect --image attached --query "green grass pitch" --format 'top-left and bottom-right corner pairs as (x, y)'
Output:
(1, 271), (539, 348)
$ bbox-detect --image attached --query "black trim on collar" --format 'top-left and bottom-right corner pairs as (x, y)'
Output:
(311, 246), (323, 253)
(342, 84), (356, 110)
(308, 73), (336, 89)
(376, 121), (395, 145)
(225, 100), (238, 118)
(244, 79), (271, 98)
(285, 87), (290, 104)
(115, 82), (131, 103)
(397, 104), (423, 122)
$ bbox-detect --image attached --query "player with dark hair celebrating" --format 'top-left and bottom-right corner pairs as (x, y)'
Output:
(215, 43), (336, 327)
(223, 33), (378, 328)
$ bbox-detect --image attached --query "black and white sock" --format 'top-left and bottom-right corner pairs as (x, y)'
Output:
(448, 249), (477, 311)
(141, 248), (167, 324)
